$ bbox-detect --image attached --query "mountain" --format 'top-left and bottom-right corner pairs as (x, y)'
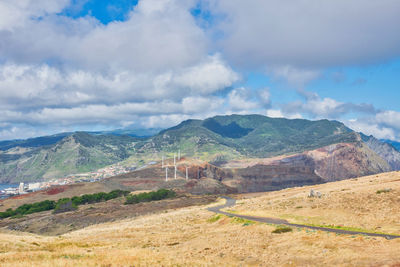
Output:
(137, 114), (358, 158)
(0, 132), (138, 183)
(362, 134), (400, 170)
(381, 139), (400, 152)
(1, 114), (400, 185)
(0, 133), (71, 151)
(90, 128), (163, 138)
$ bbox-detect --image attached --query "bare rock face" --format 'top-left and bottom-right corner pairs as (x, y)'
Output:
(228, 155), (324, 192)
(99, 141), (393, 194)
(307, 142), (391, 181)
(216, 142), (391, 193)
(361, 135), (400, 170)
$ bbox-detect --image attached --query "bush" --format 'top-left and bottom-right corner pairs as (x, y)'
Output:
(54, 198), (78, 214)
(0, 190), (130, 219)
(0, 200), (56, 219)
(272, 226), (293, 234)
(125, 189), (176, 205)
(376, 188), (392, 194)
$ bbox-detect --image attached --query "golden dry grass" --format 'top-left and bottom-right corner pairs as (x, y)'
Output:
(0, 173), (400, 266)
(231, 171), (400, 236)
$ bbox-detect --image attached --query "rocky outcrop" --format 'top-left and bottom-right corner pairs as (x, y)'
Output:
(361, 134), (400, 170)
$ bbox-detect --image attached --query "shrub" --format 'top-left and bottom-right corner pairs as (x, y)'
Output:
(0, 190), (130, 219)
(0, 200), (56, 219)
(125, 189), (176, 205)
(54, 198), (78, 214)
(272, 226), (293, 234)
(376, 188), (392, 194)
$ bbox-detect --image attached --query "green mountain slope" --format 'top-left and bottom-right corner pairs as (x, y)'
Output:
(136, 114), (358, 159)
(0, 132), (138, 183)
(1, 114), (396, 183)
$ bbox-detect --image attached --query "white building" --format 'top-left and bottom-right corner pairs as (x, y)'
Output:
(18, 182), (24, 194)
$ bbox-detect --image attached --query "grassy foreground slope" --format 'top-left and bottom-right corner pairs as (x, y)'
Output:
(1, 172), (400, 266)
(231, 171), (400, 236)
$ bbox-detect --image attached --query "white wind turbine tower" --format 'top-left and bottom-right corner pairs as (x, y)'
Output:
(165, 167), (168, 182)
(161, 155), (164, 168)
(174, 165), (177, 179)
(178, 149), (181, 161)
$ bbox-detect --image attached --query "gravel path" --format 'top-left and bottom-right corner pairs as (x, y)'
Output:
(208, 196), (400, 240)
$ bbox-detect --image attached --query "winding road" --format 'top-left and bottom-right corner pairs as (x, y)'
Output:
(208, 196), (400, 240)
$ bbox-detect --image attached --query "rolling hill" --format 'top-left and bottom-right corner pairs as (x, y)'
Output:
(0, 132), (138, 183)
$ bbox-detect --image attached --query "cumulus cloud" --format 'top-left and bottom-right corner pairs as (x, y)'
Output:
(376, 111), (400, 131)
(266, 109), (302, 119)
(208, 0), (400, 69)
(283, 90), (377, 118)
(0, 0), (208, 72)
(227, 87), (260, 111)
(345, 119), (397, 141)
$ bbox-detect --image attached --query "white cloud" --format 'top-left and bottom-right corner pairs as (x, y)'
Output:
(345, 119), (397, 140)
(0, 0), (69, 30)
(257, 89), (271, 107)
(270, 66), (320, 88)
(376, 110), (400, 130)
(283, 90), (376, 119)
(227, 87), (260, 111)
(173, 54), (240, 94)
(266, 109), (302, 119)
(210, 0), (400, 69)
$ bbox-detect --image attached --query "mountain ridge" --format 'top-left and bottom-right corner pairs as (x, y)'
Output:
(1, 114), (400, 183)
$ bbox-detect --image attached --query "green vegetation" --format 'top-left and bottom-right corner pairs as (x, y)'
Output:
(376, 188), (392, 194)
(272, 225), (293, 234)
(0, 132), (138, 183)
(71, 190), (130, 206)
(125, 189), (176, 204)
(231, 217), (255, 226)
(208, 214), (222, 223)
(0, 200), (56, 218)
(138, 114), (357, 159)
(1, 114), (362, 183)
(54, 199), (77, 214)
(0, 190), (130, 218)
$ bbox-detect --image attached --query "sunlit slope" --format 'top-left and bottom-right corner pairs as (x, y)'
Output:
(1, 172), (400, 266)
(0, 133), (137, 182)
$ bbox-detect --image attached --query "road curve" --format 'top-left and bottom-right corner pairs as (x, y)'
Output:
(207, 196), (400, 240)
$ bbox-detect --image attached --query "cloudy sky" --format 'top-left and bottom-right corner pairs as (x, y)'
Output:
(0, 0), (400, 141)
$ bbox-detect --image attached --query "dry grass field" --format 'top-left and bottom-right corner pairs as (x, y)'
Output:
(231, 171), (400, 236)
(0, 172), (400, 266)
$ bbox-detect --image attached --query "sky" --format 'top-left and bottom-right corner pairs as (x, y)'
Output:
(0, 0), (400, 141)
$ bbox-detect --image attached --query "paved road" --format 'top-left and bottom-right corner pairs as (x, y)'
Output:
(207, 196), (400, 240)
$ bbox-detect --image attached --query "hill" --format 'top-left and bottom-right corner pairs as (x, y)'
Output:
(382, 139), (400, 152)
(1, 114), (400, 183)
(137, 114), (358, 159)
(0, 132), (138, 183)
(0, 172), (399, 266)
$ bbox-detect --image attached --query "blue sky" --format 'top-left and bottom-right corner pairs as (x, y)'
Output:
(0, 0), (399, 141)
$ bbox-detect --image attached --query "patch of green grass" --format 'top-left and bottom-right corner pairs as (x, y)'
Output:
(376, 188), (392, 194)
(272, 225), (293, 234)
(231, 217), (255, 226)
(208, 214), (222, 223)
